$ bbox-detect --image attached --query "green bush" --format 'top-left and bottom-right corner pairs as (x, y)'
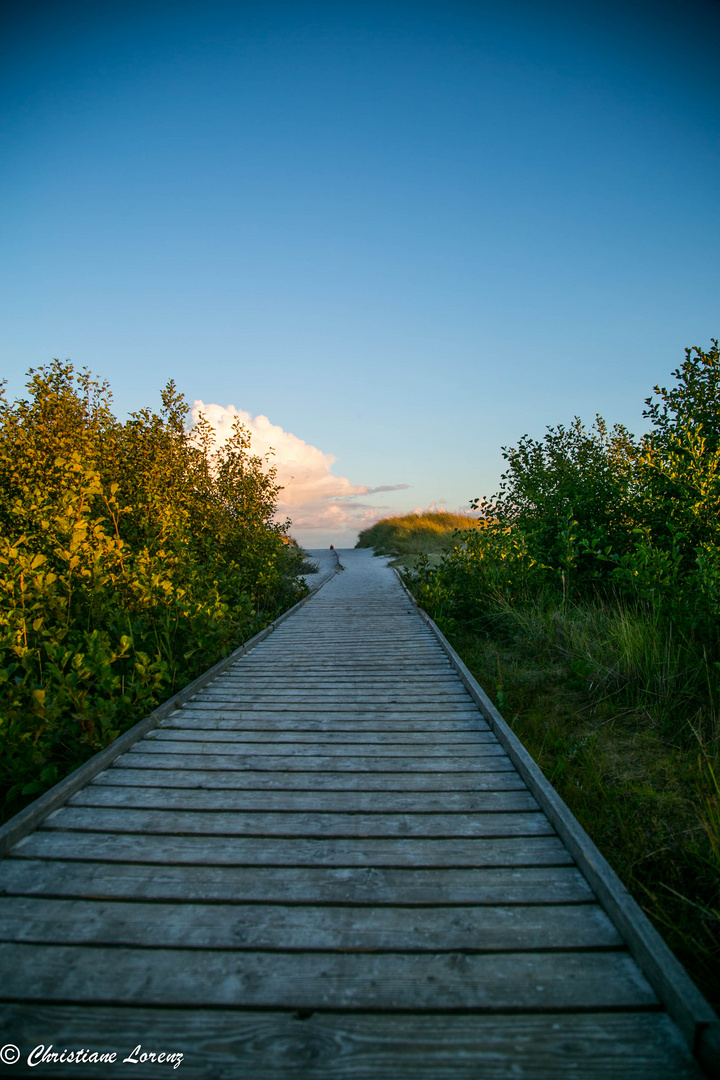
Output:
(0, 362), (306, 821)
(409, 342), (720, 693)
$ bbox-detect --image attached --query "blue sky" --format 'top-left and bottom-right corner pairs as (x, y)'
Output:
(2, 0), (719, 544)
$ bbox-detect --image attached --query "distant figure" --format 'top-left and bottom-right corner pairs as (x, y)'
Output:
(329, 544), (334, 550)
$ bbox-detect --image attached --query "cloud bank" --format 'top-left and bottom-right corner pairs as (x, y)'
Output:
(192, 401), (408, 536)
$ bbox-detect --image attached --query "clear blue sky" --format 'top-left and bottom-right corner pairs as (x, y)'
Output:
(2, 0), (719, 543)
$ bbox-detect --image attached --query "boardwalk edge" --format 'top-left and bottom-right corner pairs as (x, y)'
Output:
(392, 568), (720, 1078)
(0, 552), (341, 858)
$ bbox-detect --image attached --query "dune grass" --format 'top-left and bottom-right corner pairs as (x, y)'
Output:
(356, 511), (483, 559)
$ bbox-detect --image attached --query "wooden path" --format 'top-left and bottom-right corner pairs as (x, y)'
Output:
(0, 549), (717, 1078)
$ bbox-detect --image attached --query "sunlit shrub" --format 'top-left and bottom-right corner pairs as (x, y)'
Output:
(0, 362), (306, 819)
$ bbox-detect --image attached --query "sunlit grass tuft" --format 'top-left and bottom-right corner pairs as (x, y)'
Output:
(356, 512), (484, 558)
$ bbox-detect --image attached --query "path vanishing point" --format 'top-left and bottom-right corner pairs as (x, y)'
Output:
(0, 549), (718, 1078)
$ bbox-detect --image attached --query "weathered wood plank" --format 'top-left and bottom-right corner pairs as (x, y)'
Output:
(228, 653), (447, 663)
(196, 691), (472, 701)
(216, 660), (455, 669)
(13, 831), (574, 867)
(161, 715), (489, 731)
(250, 642), (442, 650)
(119, 750), (514, 771)
(0, 943), (657, 1010)
(144, 733), (500, 750)
(149, 729), (493, 744)
(0, 897), (622, 951)
(97, 766), (526, 789)
(230, 661), (455, 670)
(0, 1006), (701, 1080)
(234, 634), (433, 640)
(127, 741), (508, 759)
(70, 786), (539, 814)
(213, 673), (462, 682)
(43, 806), (553, 839)
(175, 701), (483, 714)
(234, 664), (454, 671)
(0, 860), (593, 905)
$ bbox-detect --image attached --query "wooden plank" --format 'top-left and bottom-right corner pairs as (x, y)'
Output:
(236, 651), (444, 661)
(43, 807), (554, 839)
(142, 735), (499, 752)
(119, 750), (514, 771)
(204, 687), (466, 697)
(212, 681), (461, 690)
(96, 766), (526, 790)
(174, 701), (482, 714)
(252, 638), (441, 646)
(0, 897), (623, 951)
(0, 1006), (701, 1080)
(262, 638), (434, 644)
(13, 831), (574, 867)
(284, 631), (425, 635)
(195, 690), (472, 701)
(148, 729), (495, 744)
(219, 661), (455, 669)
(127, 741), (508, 759)
(234, 656), (453, 665)
(0, 860), (593, 905)
(160, 716), (489, 731)
(211, 685), (463, 694)
(212, 674), (461, 686)
(70, 786), (540, 814)
(0, 943), (657, 1010)
(231, 660), (455, 669)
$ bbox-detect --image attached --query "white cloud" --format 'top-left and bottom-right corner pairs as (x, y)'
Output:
(192, 401), (408, 537)
(411, 500), (447, 514)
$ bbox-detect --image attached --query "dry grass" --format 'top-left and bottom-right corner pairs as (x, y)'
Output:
(356, 512), (483, 559)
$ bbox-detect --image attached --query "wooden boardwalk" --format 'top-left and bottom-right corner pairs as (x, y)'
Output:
(0, 549), (717, 1078)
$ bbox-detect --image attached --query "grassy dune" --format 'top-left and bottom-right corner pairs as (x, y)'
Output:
(355, 511), (483, 559)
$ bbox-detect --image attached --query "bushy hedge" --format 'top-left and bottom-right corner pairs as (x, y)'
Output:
(0, 362), (306, 820)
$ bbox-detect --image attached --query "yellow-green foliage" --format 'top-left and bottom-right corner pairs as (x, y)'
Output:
(0, 362), (306, 821)
(356, 511), (484, 558)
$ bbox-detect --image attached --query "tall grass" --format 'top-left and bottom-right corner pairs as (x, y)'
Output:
(356, 512), (484, 558)
(481, 592), (715, 738)
(450, 593), (719, 1009)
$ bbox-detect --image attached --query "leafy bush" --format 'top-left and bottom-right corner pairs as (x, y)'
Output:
(0, 362), (306, 821)
(409, 342), (720, 702)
